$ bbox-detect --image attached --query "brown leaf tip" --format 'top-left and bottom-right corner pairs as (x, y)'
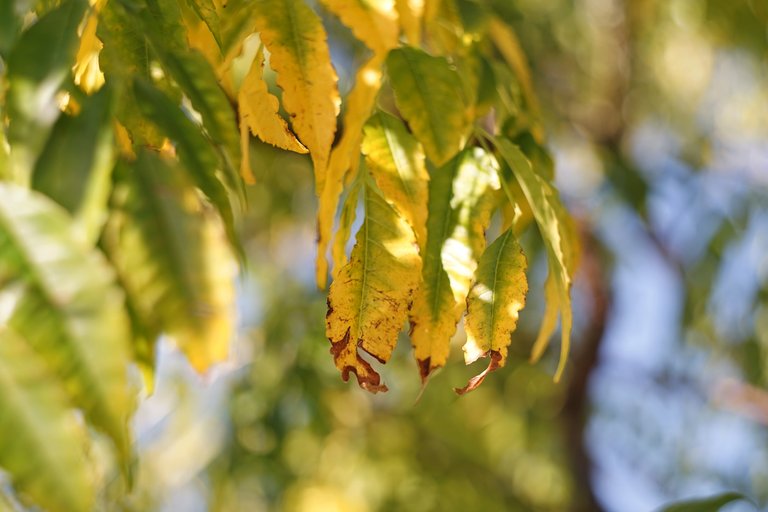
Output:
(454, 350), (503, 395)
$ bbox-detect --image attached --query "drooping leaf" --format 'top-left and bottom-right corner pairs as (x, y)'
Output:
(331, 183), (361, 278)
(394, 0), (423, 44)
(185, 0), (223, 48)
(238, 46), (308, 154)
(495, 137), (577, 381)
(326, 181), (421, 392)
(386, 46), (469, 166)
(73, 9), (105, 94)
(658, 492), (752, 512)
(0, 183), (133, 460)
(315, 55), (384, 288)
(32, 87), (115, 245)
(5, 0), (87, 180)
(319, 0), (399, 55)
(253, 0), (340, 188)
(410, 149), (499, 381)
(103, 151), (236, 373)
(458, 228), (528, 394)
(132, 78), (240, 254)
(362, 110), (429, 246)
(0, 328), (93, 512)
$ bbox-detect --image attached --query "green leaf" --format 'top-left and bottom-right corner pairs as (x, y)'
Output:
(386, 46), (469, 166)
(326, 180), (421, 393)
(0, 0), (23, 58)
(103, 151), (236, 373)
(0, 327), (93, 512)
(494, 137), (577, 381)
(32, 87), (115, 245)
(0, 183), (133, 460)
(658, 492), (752, 512)
(5, 0), (87, 180)
(132, 78), (240, 255)
(458, 228), (528, 394)
(409, 148), (498, 381)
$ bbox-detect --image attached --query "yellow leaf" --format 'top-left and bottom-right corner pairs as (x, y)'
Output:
(410, 148), (498, 381)
(458, 228), (528, 394)
(395, 0), (424, 45)
(362, 110), (429, 247)
(326, 182), (421, 393)
(319, 0), (399, 55)
(239, 47), (308, 154)
(316, 56), (383, 288)
(73, 11), (105, 94)
(253, 0), (340, 189)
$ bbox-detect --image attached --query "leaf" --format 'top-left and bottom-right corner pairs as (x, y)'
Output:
(386, 46), (469, 166)
(0, 0), (23, 58)
(73, 10), (105, 94)
(331, 183), (361, 278)
(32, 87), (115, 246)
(0, 183), (133, 460)
(253, 0), (340, 189)
(0, 328), (93, 512)
(185, 0), (223, 48)
(409, 148), (498, 381)
(495, 137), (577, 381)
(132, 78), (240, 254)
(316, 55), (384, 288)
(362, 110), (429, 247)
(238, 46), (308, 154)
(319, 0), (399, 55)
(658, 492), (752, 512)
(5, 0), (87, 180)
(457, 228), (528, 394)
(326, 181), (421, 392)
(103, 151), (236, 372)
(395, 0), (424, 45)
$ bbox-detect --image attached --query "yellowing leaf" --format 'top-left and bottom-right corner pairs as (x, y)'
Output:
(410, 148), (498, 381)
(319, 0), (398, 55)
(253, 0), (340, 189)
(362, 110), (429, 246)
(458, 228), (528, 394)
(495, 138), (578, 381)
(326, 182), (421, 392)
(73, 11), (105, 94)
(395, 0), (424, 44)
(316, 56), (383, 288)
(239, 47), (308, 154)
(386, 46), (468, 165)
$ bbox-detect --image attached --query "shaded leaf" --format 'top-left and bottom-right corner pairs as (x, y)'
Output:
(0, 328), (93, 512)
(326, 181), (421, 392)
(458, 228), (528, 394)
(386, 46), (468, 165)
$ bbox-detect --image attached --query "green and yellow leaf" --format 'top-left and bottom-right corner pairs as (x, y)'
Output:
(0, 183), (133, 459)
(331, 183), (361, 278)
(253, 0), (340, 189)
(458, 228), (528, 394)
(0, 328), (93, 512)
(103, 151), (236, 373)
(319, 0), (399, 55)
(495, 137), (578, 381)
(326, 181), (421, 392)
(410, 148), (498, 380)
(386, 46), (468, 166)
(239, 46), (308, 154)
(395, 0), (424, 45)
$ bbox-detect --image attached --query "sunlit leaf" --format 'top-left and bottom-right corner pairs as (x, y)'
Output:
(0, 328), (93, 512)
(386, 46), (468, 165)
(326, 181), (421, 392)
(395, 0), (424, 44)
(253, 0), (340, 189)
(458, 228), (527, 394)
(319, 0), (399, 55)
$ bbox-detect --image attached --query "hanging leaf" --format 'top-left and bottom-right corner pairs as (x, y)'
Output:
(239, 46), (308, 154)
(386, 46), (468, 166)
(326, 181), (421, 392)
(316, 56), (385, 288)
(32, 87), (115, 246)
(458, 228), (528, 394)
(331, 183), (361, 278)
(319, 0), (399, 55)
(0, 183), (133, 460)
(362, 110), (429, 246)
(253, 0), (340, 189)
(5, 0), (87, 180)
(395, 0), (423, 44)
(73, 9), (105, 94)
(103, 151), (236, 373)
(495, 137), (577, 381)
(0, 328), (93, 512)
(410, 149), (498, 381)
